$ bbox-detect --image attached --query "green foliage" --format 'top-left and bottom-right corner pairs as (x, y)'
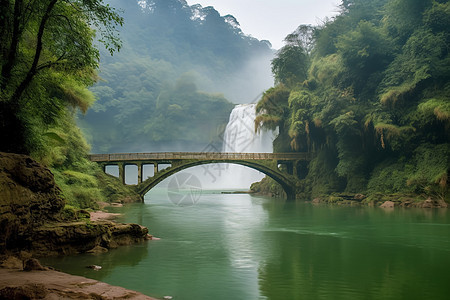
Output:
(95, 170), (141, 202)
(309, 54), (345, 87)
(0, 0), (122, 153)
(53, 168), (103, 209)
(383, 0), (433, 43)
(250, 176), (285, 198)
(254, 85), (293, 153)
(81, 0), (273, 153)
(368, 143), (450, 200)
(272, 42), (309, 86)
(0, 0), (135, 209)
(304, 149), (344, 197)
(418, 98), (450, 122)
(407, 143), (450, 197)
(256, 0), (450, 201)
(59, 205), (91, 221)
(379, 28), (449, 105)
(367, 159), (415, 194)
(335, 20), (394, 95)
(255, 85), (290, 131)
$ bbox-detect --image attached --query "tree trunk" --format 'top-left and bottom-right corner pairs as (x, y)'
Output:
(0, 101), (28, 154)
(1, 0), (23, 90)
(10, 0), (59, 103)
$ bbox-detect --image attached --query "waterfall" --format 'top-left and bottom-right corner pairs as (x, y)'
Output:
(217, 103), (277, 189)
(148, 103), (278, 193)
(222, 104), (275, 153)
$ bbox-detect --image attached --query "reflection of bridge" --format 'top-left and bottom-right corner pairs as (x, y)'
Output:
(89, 152), (312, 201)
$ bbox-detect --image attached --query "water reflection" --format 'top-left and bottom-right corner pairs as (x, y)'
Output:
(257, 203), (450, 299)
(41, 193), (450, 300)
(42, 242), (149, 282)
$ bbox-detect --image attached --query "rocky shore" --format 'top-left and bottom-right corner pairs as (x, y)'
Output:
(0, 262), (157, 299)
(307, 193), (448, 208)
(0, 152), (150, 256)
(0, 152), (156, 297)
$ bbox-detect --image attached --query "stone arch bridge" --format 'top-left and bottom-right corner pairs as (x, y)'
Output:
(89, 152), (312, 201)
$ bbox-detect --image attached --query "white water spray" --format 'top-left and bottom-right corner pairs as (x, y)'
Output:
(149, 103), (277, 192)
(222, 104), (275, 153)
(218, 103), (278, 189)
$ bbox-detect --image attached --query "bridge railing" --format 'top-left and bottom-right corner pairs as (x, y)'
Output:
(89, 152), (311, 162)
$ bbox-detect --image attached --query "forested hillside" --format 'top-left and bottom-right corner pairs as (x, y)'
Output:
(81, 0), (274, 153)
(0, 0), (142, 208)
(255, 0), (450, 202)
(0, 0), (275, 208)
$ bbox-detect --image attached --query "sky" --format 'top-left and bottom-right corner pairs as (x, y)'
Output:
(185, 0), (341, 49)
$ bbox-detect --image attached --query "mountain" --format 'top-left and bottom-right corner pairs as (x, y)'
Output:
(80, 0), (275, 153)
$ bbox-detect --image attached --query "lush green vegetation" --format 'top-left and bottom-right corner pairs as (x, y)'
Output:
(3, 0), (447, 206)
(0, 0), (273, 208)
(0, 0), (138, 208)
(81, 0), (273, 153)
(255, 0), (450, 202)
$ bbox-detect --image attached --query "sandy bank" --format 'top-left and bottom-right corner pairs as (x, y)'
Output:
(90, 210), (122, 222)
(0, 268), (157, 299)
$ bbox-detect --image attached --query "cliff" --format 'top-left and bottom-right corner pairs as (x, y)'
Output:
(0, 152), (149, 256)
(0, 152), (64, 252)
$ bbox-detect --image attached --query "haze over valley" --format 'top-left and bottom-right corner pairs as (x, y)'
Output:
(81, 0), (276, 153)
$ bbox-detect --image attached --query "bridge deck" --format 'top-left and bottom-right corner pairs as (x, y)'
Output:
(89, 152), (311, 162)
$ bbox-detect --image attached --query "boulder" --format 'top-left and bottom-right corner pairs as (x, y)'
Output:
(0, 256), (23, 269)
(23, 258), (47, 271)
(31, 220), (149, 256)
(312, 198), (321, 204)
(420, 198), (448, 208)
(0, 152), (64, 252)
(354, 194), (366, 201)
(0, 284), (49, 299)
(0, 152), (150, 257)
(380, 201), (395, 208)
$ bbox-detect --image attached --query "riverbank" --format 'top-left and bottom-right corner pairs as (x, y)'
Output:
(0, 265), (157, 299)
(0, 152), (151, 257)
(250, 176), (448, 208)
(306, 193), (448, 208)
(43, 192), (450, 299)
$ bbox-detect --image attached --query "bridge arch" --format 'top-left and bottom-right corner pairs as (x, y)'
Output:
(137, 160), (296, 200)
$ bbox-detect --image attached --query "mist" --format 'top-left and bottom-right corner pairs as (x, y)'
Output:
(82, 0), (277, 155)
(196, 52), (275, 104)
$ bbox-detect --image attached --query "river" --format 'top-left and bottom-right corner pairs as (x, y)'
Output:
(42, 188), (450, 300)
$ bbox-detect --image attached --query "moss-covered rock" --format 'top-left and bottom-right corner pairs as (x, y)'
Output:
(0, 152), (149, 256)
(31, 221), (149, 256)
(0, 152), (64, 252)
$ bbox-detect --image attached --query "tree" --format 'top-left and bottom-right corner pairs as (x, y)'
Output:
(272, 28), (310, 87)
(0, 0), (123, 154)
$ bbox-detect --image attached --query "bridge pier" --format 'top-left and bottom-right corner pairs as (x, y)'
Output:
(285, 185), (296, 201)
(118, 163), (125, 185)
(137, 163), (143, 184)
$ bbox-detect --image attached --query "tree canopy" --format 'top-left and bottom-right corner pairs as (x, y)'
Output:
(80, 0), (274, 153)
(0, 0), (128, 207)
(257, 0), (450, 201)
(0, 0), (122, 153)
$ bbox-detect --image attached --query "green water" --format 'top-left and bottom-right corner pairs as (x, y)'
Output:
(42, 189), (450, 299)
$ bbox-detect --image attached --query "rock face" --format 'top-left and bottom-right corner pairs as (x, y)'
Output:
(0, 152), (64, 252)
(0, 152), (149, 256)
(32, 221), (149, 256)
(380, 201), (395, 208)
(420, 198), (448, 208)
(0, 268), (158, 299)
